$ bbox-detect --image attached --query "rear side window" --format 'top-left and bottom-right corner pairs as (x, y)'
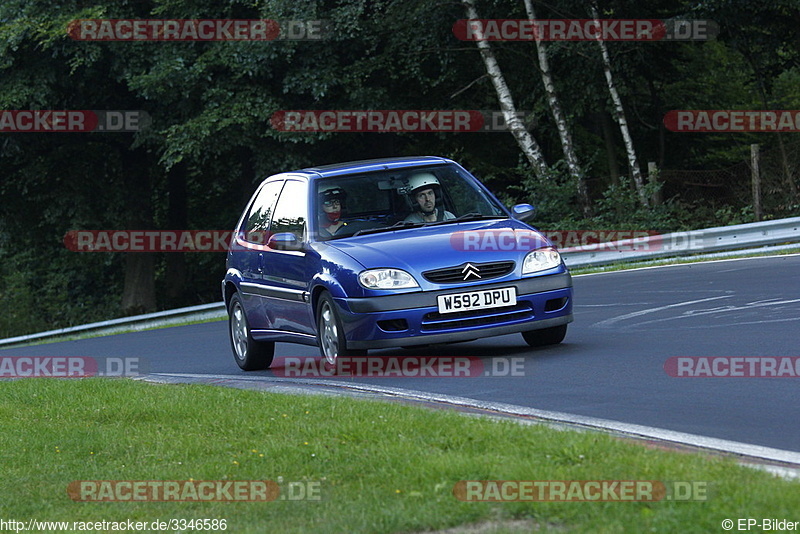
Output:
(270, 180), (308, 241)
(244, 180), (283, 242)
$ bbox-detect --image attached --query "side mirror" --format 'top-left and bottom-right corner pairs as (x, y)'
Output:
(511, 203), (536, 222)
(268, 232), (304, 251)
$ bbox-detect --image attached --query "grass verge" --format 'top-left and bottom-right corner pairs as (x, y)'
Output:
(0, 378), (797, 533)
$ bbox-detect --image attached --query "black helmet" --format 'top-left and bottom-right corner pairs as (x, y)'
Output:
(318, 184), (347, 210)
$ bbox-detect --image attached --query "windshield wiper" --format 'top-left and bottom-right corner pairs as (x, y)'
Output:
(353, 220), (424, 236)
(427, 212), (505, 226)
(353, 213), (503, 236)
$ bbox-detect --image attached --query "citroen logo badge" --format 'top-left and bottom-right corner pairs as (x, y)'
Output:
(462, 263), (481, 280)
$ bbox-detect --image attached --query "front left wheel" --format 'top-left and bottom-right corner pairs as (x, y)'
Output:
(228, 292), (275, 370)
(522, 324), (567, 347)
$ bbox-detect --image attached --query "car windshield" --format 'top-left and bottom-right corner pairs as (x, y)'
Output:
(313, 164), (507, 241)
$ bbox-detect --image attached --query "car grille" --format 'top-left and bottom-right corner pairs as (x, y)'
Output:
(421, 302), (534, 332)
(423, 261), (515, 284)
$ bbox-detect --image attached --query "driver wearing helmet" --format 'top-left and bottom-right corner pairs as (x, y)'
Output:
(318, 184), (349, 238)
(403, 172), (455, 223)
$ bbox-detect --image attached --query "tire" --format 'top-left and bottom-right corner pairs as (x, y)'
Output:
(316, 292), (366, 366)
(228, 292), (275, 370)
(522, 324), (567, 347)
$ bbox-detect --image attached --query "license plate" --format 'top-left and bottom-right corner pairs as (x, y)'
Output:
(437, 287), (517, 314)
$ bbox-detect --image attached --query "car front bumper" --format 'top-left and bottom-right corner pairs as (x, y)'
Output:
(338, 272), (573, 349)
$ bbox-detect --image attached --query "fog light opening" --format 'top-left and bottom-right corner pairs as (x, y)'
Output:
(544, 297), (568, 312)
(377, 319), (409, 332)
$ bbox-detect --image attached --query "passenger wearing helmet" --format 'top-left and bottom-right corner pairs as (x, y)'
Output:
(404, 172), (455, 223)
(318, 184), (349, 238)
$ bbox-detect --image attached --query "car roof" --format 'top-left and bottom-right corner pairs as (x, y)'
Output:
(298, 156), (453, 178)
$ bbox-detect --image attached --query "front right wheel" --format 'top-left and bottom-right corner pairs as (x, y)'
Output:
(316, 292), (366, 367)
(522, 324), (567, 347)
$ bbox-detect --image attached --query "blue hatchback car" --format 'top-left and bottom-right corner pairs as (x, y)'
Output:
(222, 156), (573, 370)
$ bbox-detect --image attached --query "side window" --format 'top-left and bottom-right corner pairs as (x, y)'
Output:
(270, 180), (308, 241)
(244, 180), (283, 242)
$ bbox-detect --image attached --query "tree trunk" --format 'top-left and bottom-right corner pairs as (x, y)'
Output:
(749, 54), (798, 204)
(596, 112), (620, 185)
(120, 147), (156, 315)
(524, 0), (591, 216)
(751, 144), (762, 222)
(774, 130), (797, 203)
(121, 254), (156, 315)
(165, 161), (188, 307)
(590, 3), (649, 208)
(461, 0), (549, 179)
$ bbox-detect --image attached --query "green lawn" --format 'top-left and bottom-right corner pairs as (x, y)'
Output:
(0, 379), (797, 533)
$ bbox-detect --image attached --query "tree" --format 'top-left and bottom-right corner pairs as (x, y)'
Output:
(589, 1), (649, 208)
(698, 0), (800, 203)
(460, 0), (550, 179)
(523, 0), (591, 216)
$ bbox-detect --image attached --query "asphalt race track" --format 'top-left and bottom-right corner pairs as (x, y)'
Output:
(3, 255), (799, 453)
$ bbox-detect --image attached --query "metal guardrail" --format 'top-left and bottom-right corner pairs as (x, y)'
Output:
(1, 217), (799, 348)
(560, 216), (800, 268)
(0, 302), (226, 348)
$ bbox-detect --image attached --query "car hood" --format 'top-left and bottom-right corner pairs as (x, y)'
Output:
(326, 219), (552, 275)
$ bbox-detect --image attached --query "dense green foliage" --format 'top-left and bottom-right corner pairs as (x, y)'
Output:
(1, 0), (798, 335)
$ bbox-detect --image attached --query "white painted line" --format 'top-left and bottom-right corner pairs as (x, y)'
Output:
(592, 295), (732, 329)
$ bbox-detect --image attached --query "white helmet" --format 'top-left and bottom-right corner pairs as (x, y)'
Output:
(407, 172), (440, 194)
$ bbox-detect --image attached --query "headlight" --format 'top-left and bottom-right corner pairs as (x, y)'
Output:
(522, 247), (562, 274)
(358, 268), (419, 289)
